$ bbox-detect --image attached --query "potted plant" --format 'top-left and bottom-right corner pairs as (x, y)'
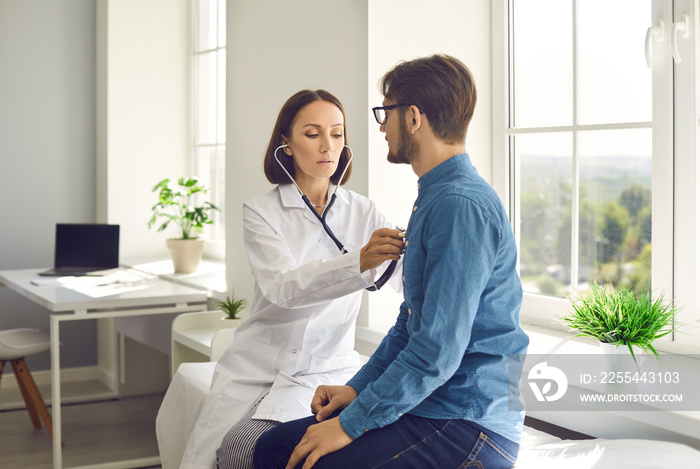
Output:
(561, 282), (678, 367)
(217, 293), (247, 327)
(148, 177), (219, 273)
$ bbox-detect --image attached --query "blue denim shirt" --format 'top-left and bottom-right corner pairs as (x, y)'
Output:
(339, 154), (529, 443)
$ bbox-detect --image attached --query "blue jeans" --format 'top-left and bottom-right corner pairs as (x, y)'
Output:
(253, 412), (519, 469)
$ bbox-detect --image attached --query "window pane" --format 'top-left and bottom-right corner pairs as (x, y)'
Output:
(513, 0), (572, 128)
(213, 145), (226, 241)
(196, 0), (218, 51)
(579, 129), (652, 293)
(217, 49), (226, 144)
(194, 146), (214, 239)
(218, 0), (226, 48)
(195, 51), (218, 145)
(578, 0), (652, 125)
(516, 132), (573, 298)
(194, 145), (226, 242)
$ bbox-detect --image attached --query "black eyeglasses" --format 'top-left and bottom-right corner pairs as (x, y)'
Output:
(372, 104), (423, 125)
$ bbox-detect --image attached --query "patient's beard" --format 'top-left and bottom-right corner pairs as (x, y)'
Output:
(387, 117), (418, 165)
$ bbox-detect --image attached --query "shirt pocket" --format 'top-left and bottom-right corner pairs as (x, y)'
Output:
(211, 335), (282, 399)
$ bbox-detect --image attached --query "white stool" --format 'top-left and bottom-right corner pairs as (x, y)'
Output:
(0, 328), (56, 441)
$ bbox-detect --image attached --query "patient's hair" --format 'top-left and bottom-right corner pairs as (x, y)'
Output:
(380, 54), (477, 145)
(263, 89), (352, 185)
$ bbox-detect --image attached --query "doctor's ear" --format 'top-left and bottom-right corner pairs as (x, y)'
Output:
(281, 139), (292, 155)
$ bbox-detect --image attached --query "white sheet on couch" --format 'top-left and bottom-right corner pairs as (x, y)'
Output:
(516, 426), (700, 468)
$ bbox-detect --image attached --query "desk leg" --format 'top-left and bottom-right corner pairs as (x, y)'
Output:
(51, 314), (63, 469)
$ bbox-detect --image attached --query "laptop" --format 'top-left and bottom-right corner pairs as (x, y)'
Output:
(39, 223), (120, 276)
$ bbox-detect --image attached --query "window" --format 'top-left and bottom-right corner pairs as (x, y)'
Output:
(495, 0), (699, 344)
(192, 0), (226, 252)
(511, 0), (655, 301)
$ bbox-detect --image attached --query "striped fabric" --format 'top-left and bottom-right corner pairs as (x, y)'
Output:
(216, 398), (280, 469)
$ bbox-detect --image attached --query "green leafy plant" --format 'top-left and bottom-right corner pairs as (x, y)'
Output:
(561, 282), (678, 362)
(148, 177), (219, 239)
(217, 293), (247, 320)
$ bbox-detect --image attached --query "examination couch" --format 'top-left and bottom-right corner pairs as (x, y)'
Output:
(157, 362), (700, 469)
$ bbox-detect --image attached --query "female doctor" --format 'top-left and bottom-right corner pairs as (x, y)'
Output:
(179, 90), (404, 469)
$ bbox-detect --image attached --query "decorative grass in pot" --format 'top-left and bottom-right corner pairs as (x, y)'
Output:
(561, 282), (678, 365)
(217, 293), (247, 327)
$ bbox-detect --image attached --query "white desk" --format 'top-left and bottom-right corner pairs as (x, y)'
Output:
(122, 257), (227, 300)
(0, 268), (208, 469)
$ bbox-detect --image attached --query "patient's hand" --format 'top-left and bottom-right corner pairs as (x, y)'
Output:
(286, 417), (352, 469)
(310, 385), (358, 422)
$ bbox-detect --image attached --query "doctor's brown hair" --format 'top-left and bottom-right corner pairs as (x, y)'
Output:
(380, 54), (477, 145)
(263, 90), (352, 185)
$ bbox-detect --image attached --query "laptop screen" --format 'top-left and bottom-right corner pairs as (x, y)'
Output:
(54, 224), (120, 269)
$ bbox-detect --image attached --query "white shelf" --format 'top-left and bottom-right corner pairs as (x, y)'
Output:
(171, 310), (240, 374)
(172, 327), (225, 355)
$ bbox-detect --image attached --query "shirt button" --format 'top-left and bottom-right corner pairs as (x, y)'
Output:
(405, 241), (409, 247)
(417, 183), (420, 190)
(408, 308), (412, 315)
(413, 205), (418, 212)
(402, 275), (405, 281)
(318, 238), (323, 243)
(292, 349), (297, 354)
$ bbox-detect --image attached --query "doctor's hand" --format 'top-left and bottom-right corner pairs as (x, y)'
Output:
(285, 417), (353, 469)
(310, 385), (358, 422)
(360, 228), (405, 273)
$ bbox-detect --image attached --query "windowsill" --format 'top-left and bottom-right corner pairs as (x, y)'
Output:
(121, 257), (227, 300)
(355, 322), (700, 447)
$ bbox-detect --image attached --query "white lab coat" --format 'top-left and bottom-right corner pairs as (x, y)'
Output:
(176, 183), (401, 469)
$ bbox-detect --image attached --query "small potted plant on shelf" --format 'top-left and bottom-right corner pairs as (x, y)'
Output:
(217, 292), (247, 327)
(560, 282), (678, 367)
(148, 177), (219, 273)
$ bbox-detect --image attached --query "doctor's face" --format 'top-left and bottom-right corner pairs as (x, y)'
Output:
(283, 100), (345, 185)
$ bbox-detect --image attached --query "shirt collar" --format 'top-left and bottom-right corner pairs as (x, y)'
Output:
(278, 183), (349, 209)
(417, 153), (471, 192)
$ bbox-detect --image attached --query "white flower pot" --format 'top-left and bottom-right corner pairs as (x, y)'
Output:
(166, 238), (205, 273)
(220, 317), (242, 328)
(599, 342), (650, 373)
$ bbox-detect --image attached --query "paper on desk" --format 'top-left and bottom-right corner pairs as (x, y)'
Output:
(31, 277), (66, 287)
(71, 283), (150, 298)
(31, 270), (152, 297)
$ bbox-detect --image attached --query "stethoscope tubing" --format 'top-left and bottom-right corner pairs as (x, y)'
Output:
(273, 144), (397, 290)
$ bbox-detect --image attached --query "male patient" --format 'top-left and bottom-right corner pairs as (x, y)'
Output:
(253, 54), (529, 469)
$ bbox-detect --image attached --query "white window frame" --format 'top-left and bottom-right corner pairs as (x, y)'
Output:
(192, 0), (226, 259)
(493, 0), (700, 351)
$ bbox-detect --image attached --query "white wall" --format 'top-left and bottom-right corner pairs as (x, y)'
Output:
(0, 0), (98, 369)
(97, 0), (189, 258)
(225, 0), (369, 302)
(365, 0), (494, 330)
(0, 0), (493, 369)
(225, 0), (493, 323)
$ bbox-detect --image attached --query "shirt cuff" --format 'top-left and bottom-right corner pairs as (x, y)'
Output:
(338, 399), (377, 440)
(356, 251), (377, 286)
(360, 266), (377, 286)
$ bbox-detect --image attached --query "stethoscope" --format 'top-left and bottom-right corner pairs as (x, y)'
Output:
(274, 144), (398, 291)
